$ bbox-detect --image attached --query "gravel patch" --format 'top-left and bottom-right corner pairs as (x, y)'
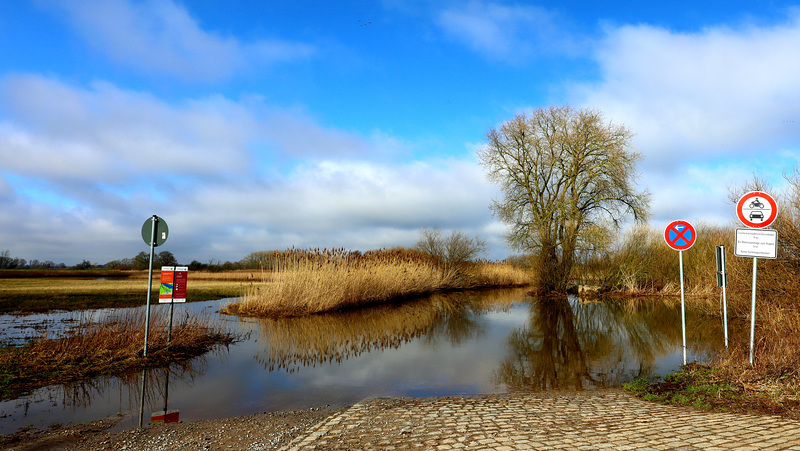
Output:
(3, 406), (341, 451)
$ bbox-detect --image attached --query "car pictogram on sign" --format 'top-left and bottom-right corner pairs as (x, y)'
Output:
(749, 211), (764, 221)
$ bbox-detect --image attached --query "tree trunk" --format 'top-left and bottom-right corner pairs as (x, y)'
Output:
(535, 244), (569, 293)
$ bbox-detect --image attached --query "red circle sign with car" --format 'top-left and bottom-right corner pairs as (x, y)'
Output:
(736, 191), (777, 228)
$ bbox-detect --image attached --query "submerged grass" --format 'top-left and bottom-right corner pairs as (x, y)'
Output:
(222, 248), (529, 317)
(0, 309), (238, 400)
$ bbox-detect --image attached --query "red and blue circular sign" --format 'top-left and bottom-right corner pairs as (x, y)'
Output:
(664, 220), (696, 251)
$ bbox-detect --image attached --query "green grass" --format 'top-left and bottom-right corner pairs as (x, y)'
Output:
(623, 363), (794, 416)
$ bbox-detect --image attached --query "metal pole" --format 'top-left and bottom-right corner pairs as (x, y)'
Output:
(167, 276), (175, 343)
(163, 370), (170, 413)
(721, 246), (728, 349)
(138, 368), (147, 428)
(679, 250), (687, 365)
(749, 257), (758, 365)
(143, 215), (157, 357)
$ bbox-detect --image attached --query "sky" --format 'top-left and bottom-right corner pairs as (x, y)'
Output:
(1, 0), (800, 265)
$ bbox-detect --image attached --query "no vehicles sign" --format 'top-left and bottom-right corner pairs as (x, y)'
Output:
(737, 191), (777, 228)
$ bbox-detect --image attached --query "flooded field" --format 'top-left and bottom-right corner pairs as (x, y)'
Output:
(0, 288), (722, 434)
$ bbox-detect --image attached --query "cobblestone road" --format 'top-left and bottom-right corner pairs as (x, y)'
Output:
(283, 390), (800, 450)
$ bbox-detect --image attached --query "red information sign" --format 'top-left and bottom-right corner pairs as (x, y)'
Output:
(151, 410), (179, 424)
(159, 266), (188, 303)
(736, 191), (777, 229)
(664, 220), (696, 251)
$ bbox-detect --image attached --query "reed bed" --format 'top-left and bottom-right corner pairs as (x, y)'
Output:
(223, 248), (449, 317)
(0, 309), (236, 399)
(221, 248), (530, 317)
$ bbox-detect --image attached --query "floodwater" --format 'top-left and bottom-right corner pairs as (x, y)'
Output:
(0, 288), (724, 434)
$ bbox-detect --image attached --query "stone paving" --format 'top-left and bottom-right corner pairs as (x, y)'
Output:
(282, 389), (800, 450)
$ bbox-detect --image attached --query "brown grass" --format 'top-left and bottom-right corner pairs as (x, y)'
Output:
(0, 309), (237, 400)
(221, 248), (530, 317)
(0, 272), (255, 313)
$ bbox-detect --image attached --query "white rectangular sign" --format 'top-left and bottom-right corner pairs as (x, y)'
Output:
(734, 228), (778, 259)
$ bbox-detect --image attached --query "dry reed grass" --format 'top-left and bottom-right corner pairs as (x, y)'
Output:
(222, 248), (530, 317)
(0, 309), (236, 399)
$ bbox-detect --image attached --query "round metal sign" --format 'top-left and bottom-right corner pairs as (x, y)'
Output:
(141, 216), (169, 247)
(736, 191), (777, 228)
(664, 220), (696, 251)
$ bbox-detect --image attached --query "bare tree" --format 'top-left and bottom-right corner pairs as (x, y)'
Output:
(478, 106), (650, 293)
(415, 227), (487, 280)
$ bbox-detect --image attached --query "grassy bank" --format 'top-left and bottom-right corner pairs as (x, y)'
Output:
(221, 248), (529, 317)
(0, 270), (260, 313)
(0, 308), (238, 400)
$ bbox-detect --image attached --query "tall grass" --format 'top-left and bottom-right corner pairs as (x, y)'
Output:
(580, 223), (730, 299)
(221, 248), (530, 317)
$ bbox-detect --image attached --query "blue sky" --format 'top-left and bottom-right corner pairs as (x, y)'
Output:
(1, 0), (800, 264)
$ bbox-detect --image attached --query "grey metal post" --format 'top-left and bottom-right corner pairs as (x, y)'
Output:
(167, 278), (175, 343)
(749, 257), (758, 365)
(143, 215), (157, 357)
(679, 250), (687, 365)
(721, 246), (728, 349)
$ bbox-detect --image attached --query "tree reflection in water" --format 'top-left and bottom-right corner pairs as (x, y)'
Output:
(494, 296), (691, 391)
(253, 289), (524, 372)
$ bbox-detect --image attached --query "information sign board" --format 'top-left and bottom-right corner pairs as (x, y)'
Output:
(734, 228), (778, 259)
(159, 266), (188, 303)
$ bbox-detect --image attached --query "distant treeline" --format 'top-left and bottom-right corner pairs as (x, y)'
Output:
(0, 248), (326, 272)
(0, 249), (67, 269)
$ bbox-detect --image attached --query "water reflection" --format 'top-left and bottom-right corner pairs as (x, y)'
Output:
(251, 289), (522, 372)
(494, 296), (700, 391)
(1, 290), (722, 435)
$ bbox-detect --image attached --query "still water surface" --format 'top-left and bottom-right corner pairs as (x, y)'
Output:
(0, 288), (722, 434)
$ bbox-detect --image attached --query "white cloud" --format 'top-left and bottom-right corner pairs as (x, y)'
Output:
(569, 15), (800, 227)
(437, 1), (576, 62)
(576, 17), (800, 167)
(0, 74), (256, 183)
(0, 75), (503, 263)
(40, 0), (315, 81)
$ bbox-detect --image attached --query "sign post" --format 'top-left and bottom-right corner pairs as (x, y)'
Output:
(715, 246), (728, 349)
(735, 191), (778, 366)
(664, 220), (696, 365)
(141, 216), (169, 357)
